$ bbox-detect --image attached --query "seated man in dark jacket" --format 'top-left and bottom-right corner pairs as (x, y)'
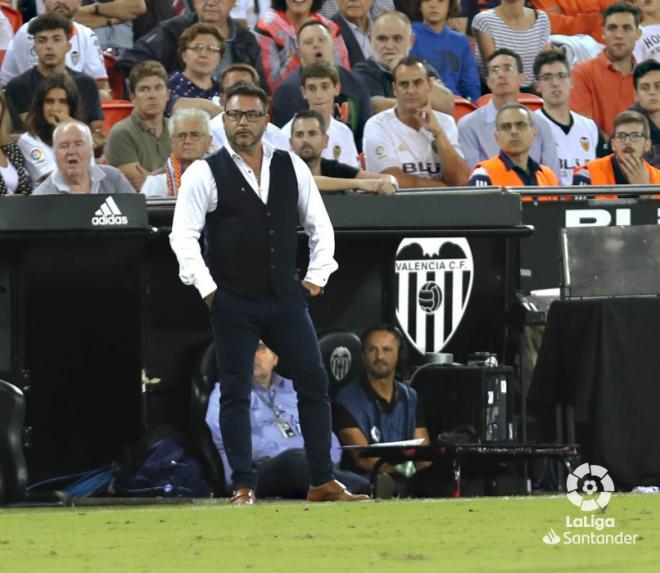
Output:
(117, 0), (264, 87)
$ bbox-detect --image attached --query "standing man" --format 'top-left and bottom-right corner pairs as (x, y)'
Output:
(362, 56), (468, 188)
(170, 82), (370, 505)
(570, 4), (641, 139)
(468, 103), (559, 187)
(573, 110), (660, 184)
(532, 50), (598, 185)
(457, 48), (560, 178)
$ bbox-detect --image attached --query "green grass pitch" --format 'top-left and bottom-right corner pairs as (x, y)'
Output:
(1, 494), (658, 572)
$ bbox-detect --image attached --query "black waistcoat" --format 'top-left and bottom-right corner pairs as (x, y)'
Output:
(204, 147), (300, 299)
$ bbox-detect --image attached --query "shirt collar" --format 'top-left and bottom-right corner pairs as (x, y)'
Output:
(253, 372), (286, 393)
(485, 99), (498, 123)
(52, 164), (105, 193)
(339, 13), (370, 35)
(598, 49), (636, 72)
(224, 137), (274, 164)
(359, 375), (401, 412)
(131, 110), (167, 134)
(498, 150), (541, 175)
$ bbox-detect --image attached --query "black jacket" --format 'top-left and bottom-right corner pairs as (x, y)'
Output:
(117, 14), (265, 88)
(330, 13), (367, 68)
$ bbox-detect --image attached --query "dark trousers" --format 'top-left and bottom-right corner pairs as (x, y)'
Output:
(256, 449), (370, 498)
(210, 287), (334, 490)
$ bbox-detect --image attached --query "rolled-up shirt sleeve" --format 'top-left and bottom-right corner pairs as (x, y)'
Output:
(169, 159), (218, 299)
(290, 152), (339, 287)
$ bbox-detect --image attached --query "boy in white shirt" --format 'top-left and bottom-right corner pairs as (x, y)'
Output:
(281, 60), (359, 167)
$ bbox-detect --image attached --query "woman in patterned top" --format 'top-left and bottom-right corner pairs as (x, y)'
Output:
(0, 90), (32, 195)
(166, 23), (224, 118)
(472, 0), (551, 89)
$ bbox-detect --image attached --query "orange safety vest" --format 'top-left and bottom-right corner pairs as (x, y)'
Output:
(578, 154), (660, 185)
(477, 156), (559, 187)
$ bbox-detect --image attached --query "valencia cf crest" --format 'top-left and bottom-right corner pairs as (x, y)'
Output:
(580, 136), (590, 151)
(394, 238), (474, 353)
(329, 346), (351, 382)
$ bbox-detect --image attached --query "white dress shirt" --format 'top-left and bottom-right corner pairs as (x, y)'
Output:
(170, 140), (338, 299)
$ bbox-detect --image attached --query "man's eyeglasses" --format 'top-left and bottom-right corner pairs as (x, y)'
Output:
(187, 43), (222, 55)
(173, 131), (204, 141)
(497, 121), (531, 132)
(225, 110), (266, 122)
(611, 131), (647, 142)
(488, 64), (517, 75)
(536, 72), (570, 82)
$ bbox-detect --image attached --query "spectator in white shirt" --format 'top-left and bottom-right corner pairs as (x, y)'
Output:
(363, 55), (468, 187)
(281, 60), (359, 167)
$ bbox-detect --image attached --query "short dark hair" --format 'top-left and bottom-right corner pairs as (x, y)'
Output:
(220, 63), (260, 88)
(292, 109), (326, 134)
(296, 18), (332, 40)
(272, 0), (323, 13)
(612, 110), (650, 138)
(417, 0), (459, 20)
(129, 60), (168, 93)
(633, 59), (660, 90)
(301, 60), (339, 86)
(603, 3), (640, 27)
(28, 12), (73, 39)
(392, 56), (430, 82)
(533, 49), (569, 79)
(487, 48), (524, 74)
(361, 324), (404, 351)
(223, 82), (269, 112)
(177, 23), (224, 62)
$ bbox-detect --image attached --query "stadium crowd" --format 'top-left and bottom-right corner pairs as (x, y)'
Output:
(2, 0), (659, 500)
(0, 0), (656, 195)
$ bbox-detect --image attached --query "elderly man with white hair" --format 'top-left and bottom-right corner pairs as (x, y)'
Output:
(141, 108), (214, 198)
(34, 121), (134, 195)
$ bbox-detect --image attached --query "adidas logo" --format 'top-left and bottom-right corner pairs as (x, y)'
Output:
(91, 196), (128, 226)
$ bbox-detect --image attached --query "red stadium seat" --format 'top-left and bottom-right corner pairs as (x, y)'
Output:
(102, 99), (134, 135)
(453, 96), (476, 121)
(0, 4), (23, 33)
(103, 51), (126, 100)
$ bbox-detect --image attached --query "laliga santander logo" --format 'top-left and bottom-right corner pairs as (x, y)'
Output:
(566, 463), (615, 512)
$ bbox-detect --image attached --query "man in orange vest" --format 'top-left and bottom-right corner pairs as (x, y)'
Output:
(573, 110), (660, 184)
(468, 103), (559, 187)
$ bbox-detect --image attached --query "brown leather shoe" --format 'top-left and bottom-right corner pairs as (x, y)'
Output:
(230, 488), (256, 506)
(307, 480), (371, 502)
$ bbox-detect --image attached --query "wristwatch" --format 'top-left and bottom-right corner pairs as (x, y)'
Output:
(94, 3), (101, 15)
